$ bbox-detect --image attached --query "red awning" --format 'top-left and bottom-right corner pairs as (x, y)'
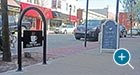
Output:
(70, 15), (79, 22)
(20, 2), (53, 19)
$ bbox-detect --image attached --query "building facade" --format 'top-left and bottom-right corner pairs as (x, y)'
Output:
(77, 9), (107, 25)
(19, 0), (53, 30)
(19, 0), (79, 30)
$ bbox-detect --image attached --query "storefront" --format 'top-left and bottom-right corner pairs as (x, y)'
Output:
(69, 15), (79, 26)
(0, 0), (20, 20)
(20, 2), (53, 30)
(51, 11), (79, 29)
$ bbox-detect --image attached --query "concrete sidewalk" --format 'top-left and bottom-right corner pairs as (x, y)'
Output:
(1, 47), (140, 75)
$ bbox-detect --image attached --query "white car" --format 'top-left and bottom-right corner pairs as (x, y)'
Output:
(127, 29), (138, 35)
(54, 25), (75, 34)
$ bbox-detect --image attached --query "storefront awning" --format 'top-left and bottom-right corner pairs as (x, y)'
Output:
(8, 0), (20, 7)
(20, 2), (53, 19)
(70, 15), (79, 22)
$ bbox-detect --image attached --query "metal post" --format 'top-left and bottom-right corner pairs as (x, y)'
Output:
(84, 0), (89, 47)
(115, 0), (119, 23)
(17, 6), (47, 71)
(115, 0), (120, 49)
(69, 5), (72, 25)
(130, 0), (133, 38)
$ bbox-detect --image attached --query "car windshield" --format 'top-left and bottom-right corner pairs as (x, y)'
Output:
(61, 25), (67, 28)
(82, 20), (101, 27)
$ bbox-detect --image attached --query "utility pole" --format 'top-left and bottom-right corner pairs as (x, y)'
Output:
(115, 0), (119, 23)
(69, 5), (72, 25)
(130, 0), (134, 38)
(84, 0), (89, 47)
(1, 0), (11, 61)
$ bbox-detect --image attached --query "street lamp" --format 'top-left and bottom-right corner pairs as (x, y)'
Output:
(69, 5), (72, 24)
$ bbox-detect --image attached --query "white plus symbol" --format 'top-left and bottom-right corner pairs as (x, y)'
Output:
(118, 53), (126, 61)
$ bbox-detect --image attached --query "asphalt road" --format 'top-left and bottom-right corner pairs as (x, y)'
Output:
(47, 34), (83, 50)
(11, 34), (99, 55)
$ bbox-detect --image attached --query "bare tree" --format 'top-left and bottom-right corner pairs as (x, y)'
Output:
(1, 0), (11, 61)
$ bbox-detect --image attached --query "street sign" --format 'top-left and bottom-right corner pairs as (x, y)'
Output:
(23, 30), (42, 48)
(100, 20), (119, 53)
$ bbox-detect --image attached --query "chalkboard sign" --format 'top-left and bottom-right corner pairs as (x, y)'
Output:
(23, 30), (42, 48)
(100, 20), (119, 52)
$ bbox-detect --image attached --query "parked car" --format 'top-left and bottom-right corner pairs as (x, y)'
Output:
(0, 15), (32, 51)
(0, 15), (32, 32)
(74, 20), (102, 41)
(0, 35), (2, 51)
(131, 28), (140, 35)
(54, 25), (75, 34)
(119, 25), (127, 38)
(127, 28), (138, 35)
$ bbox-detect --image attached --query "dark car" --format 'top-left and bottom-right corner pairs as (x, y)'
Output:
(74, 20), (102, 41)
(119, 25), (127, 38)
(0, 15), (32, 51)
(0, 15), (32, 32)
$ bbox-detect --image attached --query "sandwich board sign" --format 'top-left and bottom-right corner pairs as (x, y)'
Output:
(100, 20), (119, 53)
(23, 30), (42, 48)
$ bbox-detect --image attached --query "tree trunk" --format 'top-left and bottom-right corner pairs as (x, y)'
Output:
(1, 0), (11, 61)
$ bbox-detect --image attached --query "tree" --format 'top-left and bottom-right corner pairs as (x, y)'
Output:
(120, 0), (138, 13)
(1, 0), (11, 61)
(133, 0), (140, 23)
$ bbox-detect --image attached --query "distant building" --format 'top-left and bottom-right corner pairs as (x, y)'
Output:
(0, 0), (20, 18)
(89, 8), (108, 18)
(77, 8), (108, 24)
(119, 12), (135, 30)
(48, 0), (79, 27)
(89, 8), (115, 20)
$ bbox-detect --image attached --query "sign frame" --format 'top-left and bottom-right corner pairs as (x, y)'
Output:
(100, 20), (119, 53)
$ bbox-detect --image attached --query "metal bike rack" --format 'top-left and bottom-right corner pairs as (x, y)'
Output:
(17, 6), (47, 71)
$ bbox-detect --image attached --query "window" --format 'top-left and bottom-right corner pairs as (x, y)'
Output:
(57, 0), (61, 9)
(52, 0), (57, 9)
(73, 6), (76, 13)
(27, 0), (32, 3)
(66, 3), (68, 11)
(34, 0), (39, 5)
(67, 25), (73, 28)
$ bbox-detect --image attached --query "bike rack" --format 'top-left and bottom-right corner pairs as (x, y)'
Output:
(17, 6), (47, 71)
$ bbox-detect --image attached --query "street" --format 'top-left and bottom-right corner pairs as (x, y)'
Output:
(11, 34), (99, 56)
(11, 34), (140, 59)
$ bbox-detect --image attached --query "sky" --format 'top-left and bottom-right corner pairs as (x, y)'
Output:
(77, 0), (123, 14)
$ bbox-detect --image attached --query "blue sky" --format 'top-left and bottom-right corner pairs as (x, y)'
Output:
(77, 0), (123, 14)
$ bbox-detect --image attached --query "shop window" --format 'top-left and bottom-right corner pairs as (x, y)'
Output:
(50, 19), (62, 30)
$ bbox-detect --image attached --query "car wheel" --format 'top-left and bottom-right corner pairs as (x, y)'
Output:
(124, 34), (127, 37)
(75, 37), (80, 40)
(64, 30), (67, 34)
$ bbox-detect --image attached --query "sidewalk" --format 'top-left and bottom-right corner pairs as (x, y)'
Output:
(1, 46), (140, 75)
(1, 36), (140, 75)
